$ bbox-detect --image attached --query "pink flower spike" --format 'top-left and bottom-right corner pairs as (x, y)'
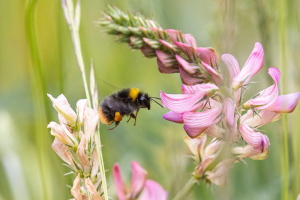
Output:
(175, 54), (200, 74)
(160, 91), (205, 113)
(239, 124), (270, 152)
(113, 163), (126, 200)
(174, 42), (198, 61)
(183, 34), (197, 47)
(130, 161), (147, 198)
(260, 92), (300, 113)
(201, 62), (223, 85)
(243, 67), (280, 109)
(183, 107), (222, 138)
(139, 180), (168, 200)
(221, 54), (240, 85)
(232, 42), (264, 90)
(181, 83), (219, 94)
(197, 47), (218, 69)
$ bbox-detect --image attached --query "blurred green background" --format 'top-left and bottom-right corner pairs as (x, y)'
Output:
(0, 0), (300, 199)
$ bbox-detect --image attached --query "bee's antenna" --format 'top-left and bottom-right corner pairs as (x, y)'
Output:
(150, 99), (163, 108)
(149, 97), (161, 100)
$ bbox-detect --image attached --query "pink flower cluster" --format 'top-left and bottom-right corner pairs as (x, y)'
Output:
(154, 39), (300, 184)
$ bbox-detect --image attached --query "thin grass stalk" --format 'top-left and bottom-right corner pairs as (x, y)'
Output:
(62, 1), (109, 199)
(25, 0), (52, 199)
(278, 0), (289, 199)
(172, 178), (197, 200)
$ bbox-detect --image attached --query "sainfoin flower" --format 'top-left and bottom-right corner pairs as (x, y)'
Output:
(47, 94), (103, 199)
(113, 161), (168, 200)
(160, 42), (300, 185)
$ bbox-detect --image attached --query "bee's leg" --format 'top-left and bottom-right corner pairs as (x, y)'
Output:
(127, 115), (132, 123)
(133, 107), (140, 126)
(108, 121), (120, 130)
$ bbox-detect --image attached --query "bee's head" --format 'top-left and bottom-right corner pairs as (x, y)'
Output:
(139, 93), (163, 110)
(139, 93), (151, 110)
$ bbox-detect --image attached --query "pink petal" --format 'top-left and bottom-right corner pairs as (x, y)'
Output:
(76, 99), (88, 126)
(141, 46), (156, 58)
(201, 62), (223, 85)
(113, 163), (126, 200)
(139, 180), (168, 200)
(157, 58), (179, 74)
(158, 39), (178, 52)
(223, 98), (235, 129)
(175, 54), (199, 74)
(83, 107), (99, 142)
(160, 91), (205, 113)
(156, 50), (177, 68)
(243, 110), (282, 128)
(203, 124), (225, 139)
(71, 174), (82, 200)
(232, 145), (269, 160)
(239, 124), (270, 152)
(183, 34), (197, 47)
(178, 64), (205, 85)
(163, 111), (184, 123)
(165, 29), (183, 43)
(205, 159), (235, 186)
(221, 54), (240, 85)
(183, 107), (222, 138)
(232, 42), (264, 89)
(149, 27), (166, 39)
(197, 47), (218, 69)
(181, 83), (218, 94)
(85, 178), (102, 200)
(47, 93), (77, 126)
(261, 92), (300, 113)
(47, 122), (74, 146)
(76, 132), (91, 174)
(174, 42), (198, 61)
(204, 138), (222, 156)
(184, 135), (207, 160)
(195, 156), (214, 177)
(243, 68), (280, 109)
(130, 161), (147, 198)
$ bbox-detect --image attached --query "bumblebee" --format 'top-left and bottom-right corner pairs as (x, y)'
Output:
(99, 88), (162, 130)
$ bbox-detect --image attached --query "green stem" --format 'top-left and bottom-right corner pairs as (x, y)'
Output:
(173, 178), (198, 200)
(25, 0), (52, 199)
(278, 0), (289, 199)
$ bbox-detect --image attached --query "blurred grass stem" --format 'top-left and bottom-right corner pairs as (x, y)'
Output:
(278, 0), (289, 199)
(61, 1), (108, 199)
(173, 178), (197, 200)
(25, 0), (52, 199)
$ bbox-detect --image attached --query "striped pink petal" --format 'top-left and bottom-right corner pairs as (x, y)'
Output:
(165, 29), (183, 43)
(221, 54), (240, 85)
(163, 111), (184, 123)
(203, 124), (224, 139)
(232, 145), (269, 160)
(243, 67), (280, 109)
(181, 83), (218, 94)
(261, 92), (300, 113)
(201, 62), (223, 85)
(160, 91), (205, 113)
(197, 47), (218, 69)
(175, 55), (199, 74)
(157, 59), (179, 74)
(183, 34), (197, 47)
(139, 180), (168, 200)
(178, 64), (205, 85)
(232, 42), (264, 90)
(130, 161), (147, 198)
(113, 163), (126, 200)
(174, 42), (198, 61)
(223, 98), (235, 129)
(183, 107), (222, 138)
(243, 110), (282, 128)
(158, 39), (178, 52)
(239, 124), (270, 152)
(156, 50), (177, 68)
(141, 45), (156, 58)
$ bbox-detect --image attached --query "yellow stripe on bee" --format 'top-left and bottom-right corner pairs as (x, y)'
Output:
(114, 112), (122, 122)
(129, 88), (139, 101)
